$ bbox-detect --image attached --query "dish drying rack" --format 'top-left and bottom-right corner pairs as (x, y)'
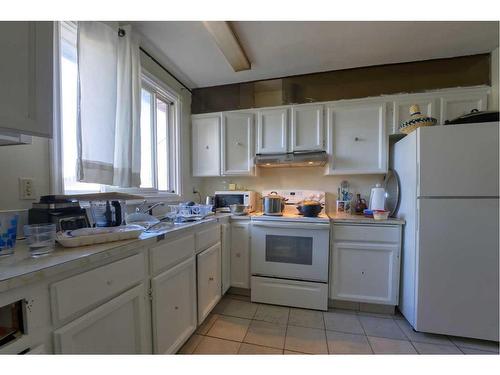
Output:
(169, 204), (213, 222)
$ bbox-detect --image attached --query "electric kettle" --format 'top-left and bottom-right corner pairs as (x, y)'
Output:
(369, 184), (386, 211)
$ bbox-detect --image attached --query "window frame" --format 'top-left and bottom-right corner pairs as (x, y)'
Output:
(52, 21), (183, 199)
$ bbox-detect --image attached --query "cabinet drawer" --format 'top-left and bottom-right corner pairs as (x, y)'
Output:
(195, 224), (220, 253)
(150, 233), (195, 275)
(251, 276), (328, 311)
(333, 224), (399, 243)
(50, 253), (146, 323)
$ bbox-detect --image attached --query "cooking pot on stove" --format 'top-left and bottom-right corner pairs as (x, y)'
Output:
(263, 191), (287, 216)
(296, 200), (323, 217)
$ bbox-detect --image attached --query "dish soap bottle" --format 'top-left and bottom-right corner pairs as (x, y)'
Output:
(354, 193), (367, 215)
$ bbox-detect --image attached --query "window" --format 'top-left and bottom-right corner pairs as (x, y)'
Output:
(58, 22), (181, 196)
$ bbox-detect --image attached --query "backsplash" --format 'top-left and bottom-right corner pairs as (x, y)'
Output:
(198, 167), (384, 214)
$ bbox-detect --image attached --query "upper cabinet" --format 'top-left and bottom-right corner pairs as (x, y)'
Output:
(192, 114), (221, 177)
(439, 89), (488, 124)
(221, 112), (254, 175)
(291, 104), (324, 151)
(0, 22), (54, 138)
(256, 107), (289, 154)
(192, 86), (490, 176)
(390, 95), (438, 135)
(326, 101), (387, 175)
(387, 86), (490, 135)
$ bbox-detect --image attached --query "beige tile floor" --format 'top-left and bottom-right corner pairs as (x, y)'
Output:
(178, 294), (499, 355)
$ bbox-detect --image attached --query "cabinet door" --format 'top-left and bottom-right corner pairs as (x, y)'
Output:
(230, 222), (250, 289)
(221, 223), (231, 294)
(326, 102), (387, 174)
(291, 104), (324, 151)
(221, 112), (254, 175)
(151, 257), (197, 354)
(197, 243), (222, 323)
(192, 114), (221, 176)
(0, 22), (53, 137)
(391, 97), (437, 135)
(331, 242), (399, 305)
(256, 107), (289, 154)
(53, 284), (149, 354)
(440, 90), (488, 124)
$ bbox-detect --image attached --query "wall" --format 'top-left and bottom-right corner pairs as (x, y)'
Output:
(0, 137), (51, 210)
(192, 54), (491, 114)
(491, 48), (499, 110)
(199, 168), (383, 214)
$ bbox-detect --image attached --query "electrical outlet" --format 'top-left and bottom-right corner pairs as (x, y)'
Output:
(19, 177), (35, 200)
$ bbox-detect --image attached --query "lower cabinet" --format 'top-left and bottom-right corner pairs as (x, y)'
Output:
(53, 284), (150, 354)
(151, 257), (197, 354)
(197, 243), (222, 323)
(221, 223), (231, 294)
(230, 222), (251, 289)
(330, 224), (401, 305)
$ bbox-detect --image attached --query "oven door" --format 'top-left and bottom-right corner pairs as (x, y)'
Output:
(251, 221), (330, 282)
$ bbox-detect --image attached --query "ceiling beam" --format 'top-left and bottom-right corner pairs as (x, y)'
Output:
(202, 21), (251, 72)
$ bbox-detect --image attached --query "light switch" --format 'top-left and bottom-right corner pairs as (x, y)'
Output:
(19, 177), (35, 200)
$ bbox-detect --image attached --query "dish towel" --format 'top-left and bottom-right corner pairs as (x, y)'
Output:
(76, 22), (141, 187)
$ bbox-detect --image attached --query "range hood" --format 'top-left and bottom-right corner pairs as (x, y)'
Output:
(255, 151), (328, 168)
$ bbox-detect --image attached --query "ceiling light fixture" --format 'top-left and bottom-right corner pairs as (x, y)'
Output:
(202, 21), (251, 72)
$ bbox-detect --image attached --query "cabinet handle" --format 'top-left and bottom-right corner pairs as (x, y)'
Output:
(209, 277), (214, 281)
(236, 253), (241, 258)
(174, 306), (179, 310)
(235, 141), (242, 146)
(106, 280), (113, 286)
(205, 145), (210, 149)
(354, 137), (360, 142)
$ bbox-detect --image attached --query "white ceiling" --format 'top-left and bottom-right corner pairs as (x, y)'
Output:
(131, 21), (499, 89)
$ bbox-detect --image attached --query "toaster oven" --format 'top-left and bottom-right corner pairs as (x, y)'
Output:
(214, 191), (257, 213)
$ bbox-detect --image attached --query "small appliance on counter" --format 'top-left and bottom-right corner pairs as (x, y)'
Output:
(214, 191), (257, 213)
(28, 195), (89, 232)
(369, 184), (386, 211)
(88, 200), (124, 227)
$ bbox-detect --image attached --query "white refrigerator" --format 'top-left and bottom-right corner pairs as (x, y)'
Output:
(394, 122), (499, 342)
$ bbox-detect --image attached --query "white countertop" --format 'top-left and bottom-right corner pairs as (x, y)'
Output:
(0, 214), (230, 293)
(0, 211), (403, 293)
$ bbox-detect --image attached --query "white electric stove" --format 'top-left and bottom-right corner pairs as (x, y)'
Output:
(250, 190), (330, 311)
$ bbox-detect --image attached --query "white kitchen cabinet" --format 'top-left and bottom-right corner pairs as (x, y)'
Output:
(151, 257), (197, 354)
(192, 113), (221, 176)
(230, 221), (251, 289)
(53, 284), (150, 354)
(330, 224), (401, 305)
(326, 101), (387, 174)
(0, 22), (53, 138)
(221, 111), (254, 175)
(197, 243), (222, 323)
(439, 89), (488, 124)
(291, 104), (324, 151)
(256, 107), (289, 154)
(390, 95), (438, 135)
(221, 223), (231, 294)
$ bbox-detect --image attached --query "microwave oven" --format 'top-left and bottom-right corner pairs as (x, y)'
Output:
(214, 191), (257, 213)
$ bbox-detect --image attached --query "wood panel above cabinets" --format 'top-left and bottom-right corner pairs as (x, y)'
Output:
(191, 86), (491, 177)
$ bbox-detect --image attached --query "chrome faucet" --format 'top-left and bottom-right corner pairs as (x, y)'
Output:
(135, 201), (166, 215)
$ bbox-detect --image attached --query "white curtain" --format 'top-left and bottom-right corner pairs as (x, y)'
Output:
(77, 22), (141, 187)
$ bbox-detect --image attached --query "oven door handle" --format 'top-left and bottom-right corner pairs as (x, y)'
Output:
(252, 222), (330, 230)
